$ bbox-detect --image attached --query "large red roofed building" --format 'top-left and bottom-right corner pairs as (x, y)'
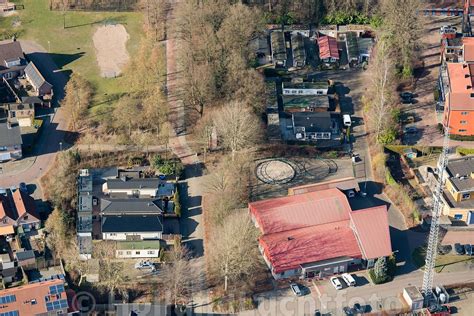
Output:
(317, 34), (340, 63)
(249, 187), (392, 279)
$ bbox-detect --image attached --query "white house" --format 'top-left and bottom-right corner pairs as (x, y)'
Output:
(116, 240), (161, 259)
(102, 178), (161, 198)
(282, 81), (329, 96)
(101, 215), (163, 241)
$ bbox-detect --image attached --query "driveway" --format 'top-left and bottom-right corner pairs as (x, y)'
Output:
(0, 40), (69, 190)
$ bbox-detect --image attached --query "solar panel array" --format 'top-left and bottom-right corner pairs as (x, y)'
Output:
(0, 311), (19, 316)
(45, 299), (68, 311)
(48, 284), (65, 295)
(0, 295), (16, 304)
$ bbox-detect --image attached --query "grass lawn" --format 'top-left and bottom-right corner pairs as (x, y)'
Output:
(15, 0), (143, 103)
(412, 246), (474, 273)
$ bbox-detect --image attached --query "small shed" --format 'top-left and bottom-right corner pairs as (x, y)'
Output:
(403, 286), (424, 311)
(403, 148), (418, 159)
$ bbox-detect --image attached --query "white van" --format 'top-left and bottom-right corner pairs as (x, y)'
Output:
(343, 114), (352, 127)
(341, 273), (356, 286)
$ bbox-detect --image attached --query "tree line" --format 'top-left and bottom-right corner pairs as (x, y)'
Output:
(49, 0), (139, 11)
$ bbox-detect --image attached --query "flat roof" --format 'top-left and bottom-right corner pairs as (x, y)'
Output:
(0, 122), (22, 147)
(441, 230), (474, 245)
(78, 174), (93, 192)
(116, 240), (161, 250)
(283, 95), (330, 109)
(289, 177), (360, 195)
(106, 178), (160, 190)
(78, 194), (93, 212)
(283, 81), (328, 90)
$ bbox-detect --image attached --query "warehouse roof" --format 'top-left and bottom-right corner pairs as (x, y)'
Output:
(260, 220), (362, 273)
(249, 187), (391, 273)
(249, 188), (351, 235)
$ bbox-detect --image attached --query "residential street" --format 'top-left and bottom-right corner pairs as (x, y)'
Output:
(0, 40), (69, 189)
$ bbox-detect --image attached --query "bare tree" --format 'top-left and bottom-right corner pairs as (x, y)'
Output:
(208, 210), (260, 292)
(379, 0), (423, 76)
(62, 74), (92, 132)
(44, 208), (68, 261)
(366, 39), (395, 142)
(63, 239), (90, 286)
(213, 101), (262, 160)
(159, 242), (200, 307)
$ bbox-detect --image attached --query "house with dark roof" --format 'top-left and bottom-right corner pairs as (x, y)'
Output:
(0, 189), (41, 235)
(103, 177), (175, 198)
(0, 40), (26, 80)
(440, 155), (474, 225)
(291, 32), (306, 68)
(0, 121), (22, 161)
(100, 198), (164, 215)
(24, 62), (53, 97)
(270, 31), (287, 67)
(101, 215), (163, 241)
(249, 187), (391, 279)
(290, 112), (341, 147)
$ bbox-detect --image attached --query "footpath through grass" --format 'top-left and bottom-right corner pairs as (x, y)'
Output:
(16, 0), (143, 102)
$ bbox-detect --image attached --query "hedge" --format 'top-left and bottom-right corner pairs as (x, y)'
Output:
(450, 134), (474, 141)
(456, 147), (474, 156)
(174, 187), (182, 217)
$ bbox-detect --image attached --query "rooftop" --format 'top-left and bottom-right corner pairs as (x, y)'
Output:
(100, 198), (163, 215)
(463, 37), (474, 62)
(291, 33), (306, 64)
(441, 230), (474, 245)
(105, 178), (160, 190)
(0, 40), (25, 73)
(445, 156), (474, 191)
(0, 122), (22, 147)
(24, 62), (52, 90)
(249, 187), (391, 273)
(102, 215), (163, 233)
(270, 31), (286, 61)
(0, 279), (68, 315)
(446, 63), (474, 111)
(318, 34), (339, 60)
(116, 240), (161, 250)
(283, 81), (329, 90)
(292, 112), (334, 133)
(78, 174), (93, 192)
(78, 194), (93, 212)
(283, 95), (330, 110)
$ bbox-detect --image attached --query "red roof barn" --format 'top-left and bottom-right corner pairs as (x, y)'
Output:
(249, 187), (391, 279)
(317, 34), (340, 61)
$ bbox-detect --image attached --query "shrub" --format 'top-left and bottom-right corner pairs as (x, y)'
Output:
(158, 161), (175, 175)
(449, 134), (474, 141)
(152, 154), (164, 169)
(377, 128), (397, 144)
(385, 168), (397, 186)
(456, 147), (474, 156)
(437, 123), (444, 134)
(174, 188), (181, 217)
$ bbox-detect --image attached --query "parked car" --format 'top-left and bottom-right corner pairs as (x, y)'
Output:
(19, 182), (28, 193)
(341, 273), (356, 287)
(404, 126), (418, 134)
(314, 310), (322, 316)
(439, 25), (457, 34)
(464, 244), (473, 256)
(330, 276), (343, 290)
(343, 114), (352, 127)
(402, 115), (415, 124)
(438, 245), (452, 255)
(400, 92), (415, 104)
(454, 243), (464, 255)
(343, 306), (354, 315)
(134, 260), (155, 271)
(290, 283), (302, 296)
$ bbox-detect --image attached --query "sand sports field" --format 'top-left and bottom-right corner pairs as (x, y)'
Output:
(92, 24), (130, 78)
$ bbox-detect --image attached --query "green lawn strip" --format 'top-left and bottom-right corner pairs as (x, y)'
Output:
(16, 0), (143, 103)
(412, 246), (473, 272)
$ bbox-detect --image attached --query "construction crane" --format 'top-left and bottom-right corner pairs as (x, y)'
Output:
(421, 116), (450, 305)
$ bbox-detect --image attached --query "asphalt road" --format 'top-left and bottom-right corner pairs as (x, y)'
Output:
(0, 40), (69, 189)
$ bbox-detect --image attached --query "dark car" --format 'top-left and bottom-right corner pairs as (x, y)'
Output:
(404, 126), (418, 134)
(315, 310), (322, 316)
(438, 245), (452, 255)
(464, 244), (473, 256)
(19, 182), (28, 193)
(343, 307), (354, 316)
(454, 243), (465, 255)
(353, 303), (365, 314)
(400, 92), (415, 104)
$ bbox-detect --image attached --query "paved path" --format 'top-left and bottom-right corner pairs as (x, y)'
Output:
(0, 40), (69, 189)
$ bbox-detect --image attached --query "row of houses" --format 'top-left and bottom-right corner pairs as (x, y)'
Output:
(77, 167), (178, 260)
(248, 178), (392, 279)
(0, 39), (53, 162)
(268, 26), (374, 68)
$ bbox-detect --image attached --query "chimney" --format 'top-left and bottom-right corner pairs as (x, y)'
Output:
(463, 64), (468, 68)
